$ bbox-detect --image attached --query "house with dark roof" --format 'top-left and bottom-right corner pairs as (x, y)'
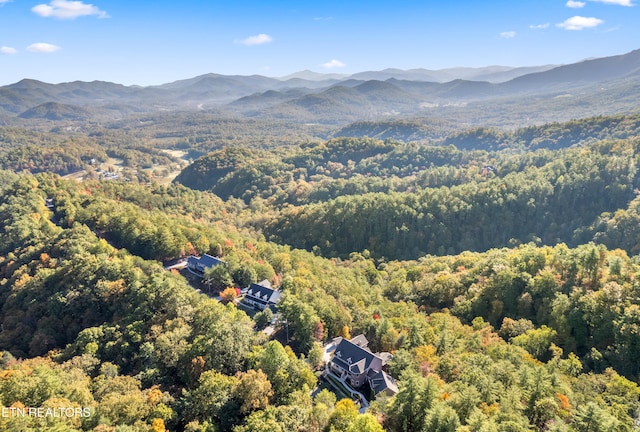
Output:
(187, 254), (225, 276)
(242, 280), (281, 311)
(326, 335), (398, 397)
(367, 369), (398, 397)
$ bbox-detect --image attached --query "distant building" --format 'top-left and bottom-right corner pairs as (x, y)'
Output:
(326, 335), (398, 397)
(243, 280), (281, 311)
(187, 254), (225, 276)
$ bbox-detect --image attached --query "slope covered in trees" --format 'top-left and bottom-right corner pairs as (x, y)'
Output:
(442, 114), (640, 151)
(3, 108), (640, 431)
(173, 115), (640, 260)
(1, 172), (640, 431)
(262, 139), (638, 259)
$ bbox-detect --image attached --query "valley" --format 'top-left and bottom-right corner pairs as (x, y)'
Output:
(1, 49), (640, 432)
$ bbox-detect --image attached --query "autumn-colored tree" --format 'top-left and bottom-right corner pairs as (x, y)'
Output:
(234, 369), (273, 414)
(326, 399), (359, 432)
(220, 287), (238, 304)
(313, 321), (325, 342)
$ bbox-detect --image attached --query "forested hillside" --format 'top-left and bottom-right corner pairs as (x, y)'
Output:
(2, 90), (640, 431)
(173, 115), (640, 261)
(262, 140), (637, 259)
(1, 171), (640, 431)
(442, 114), (640, 151)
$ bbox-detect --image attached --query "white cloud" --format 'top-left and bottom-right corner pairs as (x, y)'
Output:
(27, 42), (61, 53)
(1, 46), (17, 54)
(557, 16), (604, 30)
(529, 23), (550, 29)
(0, 0), (13, 4)
(566, 0), (586, 7)
(500, 31), (516, 38)
(321, 59), (346, 69)
(239, 34), (273, 46)
(32, 0), (108, 19)
(589, 0), (634, 5)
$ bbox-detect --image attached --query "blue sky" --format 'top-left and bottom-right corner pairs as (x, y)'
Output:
(1, 0), (639, 86)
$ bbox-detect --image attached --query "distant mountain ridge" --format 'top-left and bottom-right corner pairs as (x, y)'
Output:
(277, 65), (558, 83)
(344, 64), (558, 83)
(279, 70), (349, 81)
(505, 48), (640, 90)
(1, 48), (640, 125)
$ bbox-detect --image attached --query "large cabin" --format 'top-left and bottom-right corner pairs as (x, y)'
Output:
(327, 335), (398, 397)
(187, 254), (225, 276)
(243, 280), (281, 311)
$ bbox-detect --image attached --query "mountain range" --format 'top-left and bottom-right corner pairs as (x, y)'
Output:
(1, 49), (640, 126)
(278, 64), (557, 83)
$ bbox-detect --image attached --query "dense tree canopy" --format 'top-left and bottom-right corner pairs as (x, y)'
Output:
(2, 112), (640, 431)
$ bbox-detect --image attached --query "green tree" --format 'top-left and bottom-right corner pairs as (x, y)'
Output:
(307, 342), (324, 370)
(386, 370), (438, 432)
(204, 264), (233, 291)
(254, 308), (274, 330)
(185, 370), (238, 424)
(573, 402), (622, 432)
(253, 341), (317, 404)
(232, 264), (258, 288)
(512, 326), (557, 360)
(423, 403), (461, 432)
(277, 296), (321, 352)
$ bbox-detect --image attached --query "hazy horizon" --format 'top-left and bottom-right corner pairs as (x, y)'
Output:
(1, 0), (639, 86)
